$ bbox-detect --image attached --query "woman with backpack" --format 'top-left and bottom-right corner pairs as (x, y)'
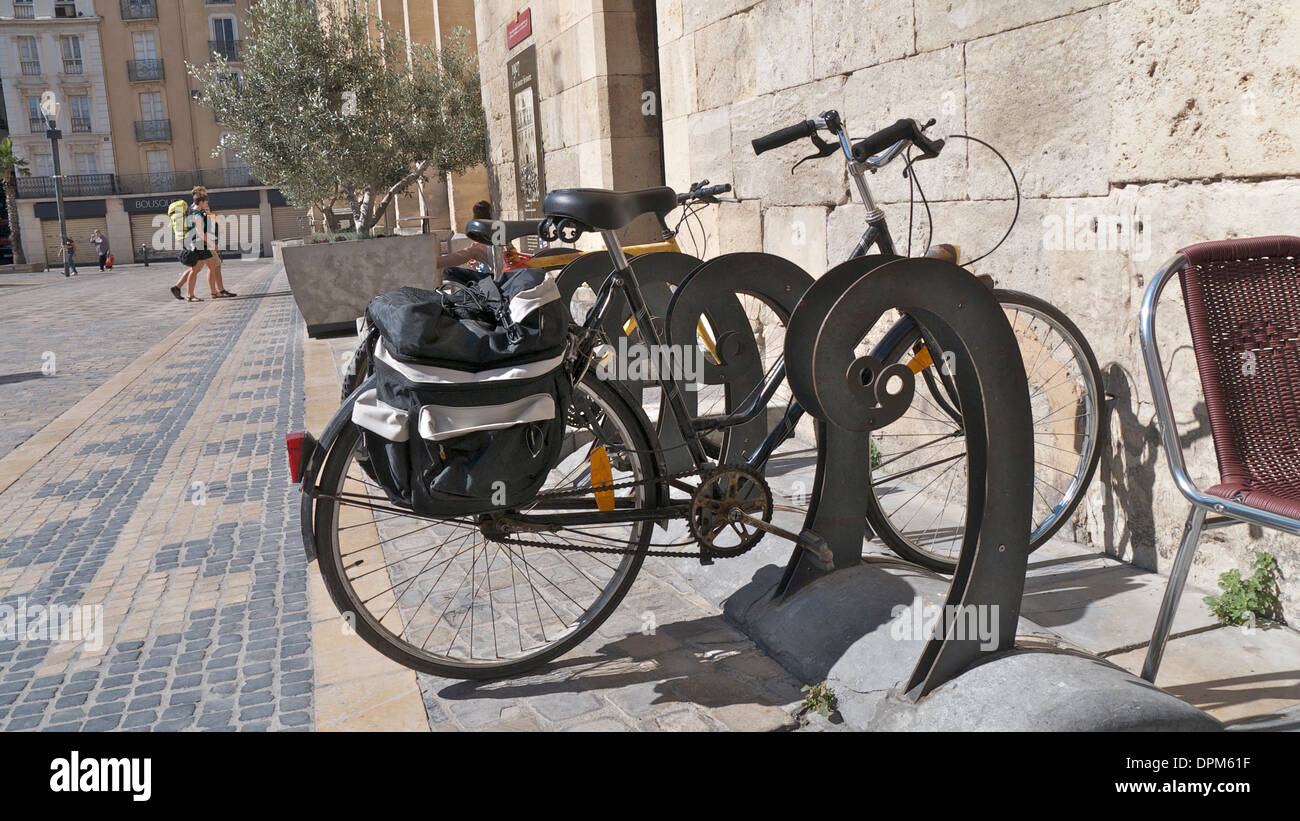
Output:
(189, 187), (235, 299)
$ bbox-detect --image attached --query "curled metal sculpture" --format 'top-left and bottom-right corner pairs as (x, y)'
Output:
(783, 256), (1033, 697)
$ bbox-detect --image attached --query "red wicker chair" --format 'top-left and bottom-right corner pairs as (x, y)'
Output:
(1139, 235), (1300, 682)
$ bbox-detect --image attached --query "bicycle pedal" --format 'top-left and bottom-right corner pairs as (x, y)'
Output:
(796, 530), (834, 571)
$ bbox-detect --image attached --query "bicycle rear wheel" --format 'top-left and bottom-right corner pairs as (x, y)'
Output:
(312, 373), (662, 679)
(866, 290), (1105, 572)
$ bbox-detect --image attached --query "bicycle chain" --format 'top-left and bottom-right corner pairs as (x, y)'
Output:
(490, 466), (713, 558)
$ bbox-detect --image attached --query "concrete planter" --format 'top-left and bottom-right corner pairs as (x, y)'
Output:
(282, 233), (441, 337)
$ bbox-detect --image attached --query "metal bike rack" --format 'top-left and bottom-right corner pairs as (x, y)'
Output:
(665, 252), (815, 465)
(782, 256), (1033, 697)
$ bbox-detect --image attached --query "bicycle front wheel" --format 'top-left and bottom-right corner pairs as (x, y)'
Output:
(312, 373), (662, 679)
(866, 289), (1105, 572)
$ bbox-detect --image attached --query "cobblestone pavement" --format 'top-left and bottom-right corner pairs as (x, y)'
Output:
(0, 263), (807, 731)
(0, 263), (235, 458)
(0, 261), (312, 730)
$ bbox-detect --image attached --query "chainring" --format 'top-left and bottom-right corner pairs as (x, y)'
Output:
(688, 465), (773, 558)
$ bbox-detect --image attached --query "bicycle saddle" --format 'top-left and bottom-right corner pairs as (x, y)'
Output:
(464, 219), (540, 245)
(542, 186), (677, 232)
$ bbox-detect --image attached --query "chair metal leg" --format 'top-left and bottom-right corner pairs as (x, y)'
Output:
(1141, 504), (1206, 683)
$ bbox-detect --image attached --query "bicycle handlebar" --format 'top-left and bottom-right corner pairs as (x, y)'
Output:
(852, 118), (944, 162)
(678, 181), (732, 204)
(751, 121), (818, 155)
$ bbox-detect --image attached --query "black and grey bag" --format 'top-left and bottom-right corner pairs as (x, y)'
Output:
(351, 269), (571, 515)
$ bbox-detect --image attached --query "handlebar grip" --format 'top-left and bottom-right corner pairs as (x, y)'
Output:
(852, 118), (945, 162)
(751, 120), (817, 155)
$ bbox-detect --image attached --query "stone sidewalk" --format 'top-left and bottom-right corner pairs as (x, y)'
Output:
(0, 262), (806, 731)
(1, 260), (1295, 731)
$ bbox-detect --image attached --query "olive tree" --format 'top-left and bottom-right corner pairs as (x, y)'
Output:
(192, 0), (485, 234)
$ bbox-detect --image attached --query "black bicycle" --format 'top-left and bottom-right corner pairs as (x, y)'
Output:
(296, 114), (1102, 678)
(734, 111), (1105, 571)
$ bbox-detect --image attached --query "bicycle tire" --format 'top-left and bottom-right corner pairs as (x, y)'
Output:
(312, 373), (663, 679)
(866, 289), (1105, 572)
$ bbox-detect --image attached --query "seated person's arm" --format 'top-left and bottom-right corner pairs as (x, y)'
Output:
(436, 242), (489, 270)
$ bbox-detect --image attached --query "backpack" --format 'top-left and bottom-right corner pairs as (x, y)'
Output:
(167, 200), (188, 244)
(350, 268), (572, 515)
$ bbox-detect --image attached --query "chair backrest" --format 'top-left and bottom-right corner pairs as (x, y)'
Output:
(1178, 236), (1300, 492)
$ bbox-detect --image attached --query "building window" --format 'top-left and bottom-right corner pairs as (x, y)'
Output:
(69, 95), (91, 132)
(61, 35), (83, 75)
(72, 151), (99, 176)
(54, 2), (78, 19)
(35, 153), (54, 178)
(146, 149), (170, 173)
(14, 0), (35, 19)
(209, 16), (240, 61)
(132, 31), (157, 61)
(140, 91), (164, 121)
(27, 96), (45, 132)
(18, 36), (41, 75)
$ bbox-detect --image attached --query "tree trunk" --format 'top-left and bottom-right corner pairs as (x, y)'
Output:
(1, 175), (26, 265)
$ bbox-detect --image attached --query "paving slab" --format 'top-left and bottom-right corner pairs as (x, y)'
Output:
(1108, 625), (1300, 724)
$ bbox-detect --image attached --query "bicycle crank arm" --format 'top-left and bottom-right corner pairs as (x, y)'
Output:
(727, 508), (834, 570)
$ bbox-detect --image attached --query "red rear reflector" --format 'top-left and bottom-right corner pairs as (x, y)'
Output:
(286, 431), (309, 483)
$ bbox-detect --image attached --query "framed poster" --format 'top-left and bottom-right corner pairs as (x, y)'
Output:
(507, 45), (545, 251)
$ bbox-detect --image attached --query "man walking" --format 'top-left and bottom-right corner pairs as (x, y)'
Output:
(62, 237), (77, 276)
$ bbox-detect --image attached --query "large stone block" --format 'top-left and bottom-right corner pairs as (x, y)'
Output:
(693, 11), (757, 112)
(682, 0), (753, 35)
(752, 0), (816, 97)
(729, 76), (849, 207)
(914, 0), (1110, 51)
(965, 8), (1112, 198)
(658, 31), (696, 122)
(763, 205), (828, 276)
(812, 0), (912, 76)
(687, 106), (733, 190)
(842, 45), (968, 204)
(1109, 0), (1300, 182)
(660, 115), (693, 192)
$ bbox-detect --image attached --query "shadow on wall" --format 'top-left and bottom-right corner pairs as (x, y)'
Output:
(1099, 354), (1212, 571)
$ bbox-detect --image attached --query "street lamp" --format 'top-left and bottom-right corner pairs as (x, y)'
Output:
(40, 91), (71, 278)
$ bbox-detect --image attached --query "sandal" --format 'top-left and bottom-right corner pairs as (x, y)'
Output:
(170, 286), (183, 300)
(219, 290), (237, 297)
(187, 296), (203, 302)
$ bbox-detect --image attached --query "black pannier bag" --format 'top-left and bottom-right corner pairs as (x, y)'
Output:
(351, 268), (571, 516)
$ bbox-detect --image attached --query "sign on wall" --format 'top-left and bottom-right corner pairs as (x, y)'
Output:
(506, 8), (532, 49)
(507, 44), (545, 250)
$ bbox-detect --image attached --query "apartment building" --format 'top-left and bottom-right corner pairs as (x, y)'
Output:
(0, 0), (306, 267)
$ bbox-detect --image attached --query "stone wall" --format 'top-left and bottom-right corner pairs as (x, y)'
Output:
(658, 0), (1300, 615)
(470, 0), (1300, 617)
(474, 0), (664, 242)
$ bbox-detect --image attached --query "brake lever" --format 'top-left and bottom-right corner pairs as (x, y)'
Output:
(791, 133), (838, 173)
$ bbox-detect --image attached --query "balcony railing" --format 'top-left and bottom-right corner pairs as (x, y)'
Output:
(29, 116), (46, 133)
(208, 39), (241, 61)
(70, 115), (91, 132)
(14, 4), (35, 19)
(114, 166), (257, 195)
(62, 58), (83, 75)
(126, 58), (164, 82)
(119, 0), (156, 20)
(134, 118), (171, 142)
(16, 173), (116, 199)
(20, 60), (42, 75)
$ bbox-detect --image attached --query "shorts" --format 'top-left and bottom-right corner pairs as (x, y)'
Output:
(178, 249), (214, 267)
